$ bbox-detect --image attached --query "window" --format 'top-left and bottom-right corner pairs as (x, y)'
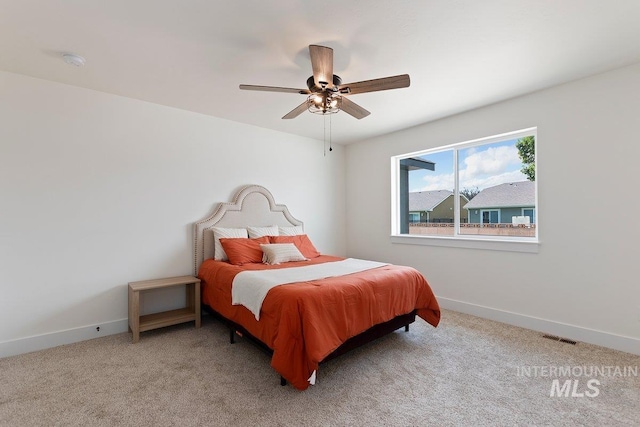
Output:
(391, 128), (538, 249)
(522, 208), (535, 224)
(481, 210), (500, 224)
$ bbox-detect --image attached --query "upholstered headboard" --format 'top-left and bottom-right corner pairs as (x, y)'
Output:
(193, 185), (303, 274)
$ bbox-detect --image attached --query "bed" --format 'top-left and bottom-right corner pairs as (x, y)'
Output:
(194, 185), (440, 390)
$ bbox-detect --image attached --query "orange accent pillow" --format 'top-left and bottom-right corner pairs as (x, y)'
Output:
(219, 236), (270, 265)
(269, 234), (321, 258)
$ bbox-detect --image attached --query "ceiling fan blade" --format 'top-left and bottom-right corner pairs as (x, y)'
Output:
(282, 101), (310, 119)
(309, 45), (334, 89)
(338, 74), (410, 95)
(239, 84), (310, 94)
(339, 97), (370, 119)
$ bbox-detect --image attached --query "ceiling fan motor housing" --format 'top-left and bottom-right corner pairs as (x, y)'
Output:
(306, 75), (342, 92)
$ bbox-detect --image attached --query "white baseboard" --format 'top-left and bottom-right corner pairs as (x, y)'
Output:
(2, 302), (638, 358)
(438, 297), (640, 356)
(0, 318), (129, 358)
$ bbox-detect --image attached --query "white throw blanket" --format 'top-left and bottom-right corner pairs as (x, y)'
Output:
(232, 258), (388, 320)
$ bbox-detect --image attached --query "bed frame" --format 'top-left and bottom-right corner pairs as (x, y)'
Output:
(194, 185), (415, 385)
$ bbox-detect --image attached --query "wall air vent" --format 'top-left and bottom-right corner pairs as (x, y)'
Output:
(542, 334), (578, 345)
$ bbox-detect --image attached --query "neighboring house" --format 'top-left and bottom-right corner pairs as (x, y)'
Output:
(409, 190), (469, 223)
(464, 181), (535, 224)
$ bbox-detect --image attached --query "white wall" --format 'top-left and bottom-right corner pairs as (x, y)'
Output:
(345, 63), (640, 354)
(0, 71), (346, 356)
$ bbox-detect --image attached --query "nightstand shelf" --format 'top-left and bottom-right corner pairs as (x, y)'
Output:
(128, 275), (201, 343)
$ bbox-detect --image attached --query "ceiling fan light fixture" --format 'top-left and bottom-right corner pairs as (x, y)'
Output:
(307, 93), (341, 115)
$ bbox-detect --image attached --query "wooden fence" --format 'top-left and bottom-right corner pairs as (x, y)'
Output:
(409, 223), (536, 237)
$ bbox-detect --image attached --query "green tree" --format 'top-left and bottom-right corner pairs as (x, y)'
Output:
(516, 136), (535, 181)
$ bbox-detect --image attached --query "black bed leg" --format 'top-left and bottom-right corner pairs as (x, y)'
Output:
(280, 376), (287, 386)
(405, 324), (410, 332)
(230, 329), (235, 344)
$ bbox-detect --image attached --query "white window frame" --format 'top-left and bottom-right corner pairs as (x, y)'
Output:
(390, 127), (539, 253)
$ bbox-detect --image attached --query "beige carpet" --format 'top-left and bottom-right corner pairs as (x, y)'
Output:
(1, 310), (638, 426)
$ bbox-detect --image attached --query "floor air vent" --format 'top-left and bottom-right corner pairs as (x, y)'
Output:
(542, 334), (577, 345)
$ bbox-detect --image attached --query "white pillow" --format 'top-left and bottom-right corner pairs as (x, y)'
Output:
(278, 225), (304, 236)
(247, 225), (278, 239)
(213, 227), (248, 261)
(260, 243), (307, 265)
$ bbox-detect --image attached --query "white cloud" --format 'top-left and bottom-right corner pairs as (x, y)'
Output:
(418, 172), (454, 192)
(415, 144), (528, 192)
(460, 169), (528, 190)
(461, 145), (521, 180)
(459, 145), (527, 189)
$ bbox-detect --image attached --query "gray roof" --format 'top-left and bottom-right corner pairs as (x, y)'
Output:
(464, 181), (535, 209)
(409, 190), (453, 211)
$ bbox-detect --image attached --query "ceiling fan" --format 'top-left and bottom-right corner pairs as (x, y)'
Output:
(239, 45), (410, 120)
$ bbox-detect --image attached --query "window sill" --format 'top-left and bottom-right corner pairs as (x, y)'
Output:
(390, 234), (539, 253)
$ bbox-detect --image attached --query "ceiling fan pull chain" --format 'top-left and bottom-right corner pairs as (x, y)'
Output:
(323, 113), (327, 157)
(329, 113), (333, 152)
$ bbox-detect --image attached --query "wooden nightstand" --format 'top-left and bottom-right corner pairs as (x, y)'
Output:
(128, 275), (201, 343)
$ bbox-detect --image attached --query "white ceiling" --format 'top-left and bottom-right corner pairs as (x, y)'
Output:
(2, 1), (640, 144)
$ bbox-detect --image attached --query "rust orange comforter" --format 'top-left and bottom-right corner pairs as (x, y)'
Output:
(198, 255), (440, 390)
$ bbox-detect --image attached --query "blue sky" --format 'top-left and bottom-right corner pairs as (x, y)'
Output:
(409, 138), (528, 192)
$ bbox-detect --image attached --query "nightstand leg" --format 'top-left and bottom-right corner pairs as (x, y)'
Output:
(129, 288), (140, 343)
(195, 281), (201, 328)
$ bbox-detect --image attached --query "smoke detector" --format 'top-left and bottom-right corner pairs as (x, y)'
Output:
(62, 53), (86, 67)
